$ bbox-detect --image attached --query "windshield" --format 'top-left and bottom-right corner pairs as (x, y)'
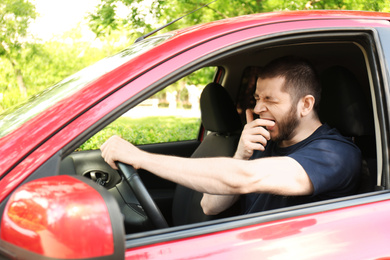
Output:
(0, 35), (171, 138)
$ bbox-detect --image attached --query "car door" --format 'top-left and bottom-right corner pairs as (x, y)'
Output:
(115, 19), (390, 259)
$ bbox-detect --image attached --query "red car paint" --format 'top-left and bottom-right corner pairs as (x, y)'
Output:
(126, 200), (390, 259)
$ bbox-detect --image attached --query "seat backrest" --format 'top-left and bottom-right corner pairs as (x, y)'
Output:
(319, 66), (376, 193)
(319, 66), (374, 137)
(172, 82), (243, 226)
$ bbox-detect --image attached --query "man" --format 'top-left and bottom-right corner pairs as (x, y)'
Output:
(101, 56), (361, 216)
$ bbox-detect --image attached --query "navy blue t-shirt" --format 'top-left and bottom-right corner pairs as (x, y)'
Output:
(243, 124), (361, 214)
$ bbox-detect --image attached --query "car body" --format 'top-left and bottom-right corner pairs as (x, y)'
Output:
(1, 10), (390, 259)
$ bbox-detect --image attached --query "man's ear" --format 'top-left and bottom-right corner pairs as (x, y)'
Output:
(299, 95), (315, 117)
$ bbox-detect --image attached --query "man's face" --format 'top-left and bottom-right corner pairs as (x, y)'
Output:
(253, 77), (300, 144)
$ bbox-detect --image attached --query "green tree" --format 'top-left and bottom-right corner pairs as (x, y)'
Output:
(0, 0), (37, 97)
(0, 24), (128, 112)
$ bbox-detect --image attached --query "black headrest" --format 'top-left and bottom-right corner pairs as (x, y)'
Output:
(200, 83), (242, 134)
(319, 66), (374, 136)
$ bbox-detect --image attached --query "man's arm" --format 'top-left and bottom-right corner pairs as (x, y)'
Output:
(100, 136), (313, 196)
(201, 194), (239, 215)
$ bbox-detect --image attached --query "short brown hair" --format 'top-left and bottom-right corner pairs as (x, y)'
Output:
(258, 56), (321, 115)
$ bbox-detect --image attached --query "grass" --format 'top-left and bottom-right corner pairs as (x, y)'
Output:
(78, 116), (201, 151)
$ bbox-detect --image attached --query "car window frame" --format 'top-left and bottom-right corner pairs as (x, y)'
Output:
(374, 27), (390, 189)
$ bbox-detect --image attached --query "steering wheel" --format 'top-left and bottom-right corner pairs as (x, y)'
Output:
(116, 162), (168, 229)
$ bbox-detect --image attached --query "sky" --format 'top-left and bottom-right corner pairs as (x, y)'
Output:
(29, 0), (100, 41)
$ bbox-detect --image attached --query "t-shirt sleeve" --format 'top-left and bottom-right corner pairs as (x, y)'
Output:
(289, 138), (361, 197)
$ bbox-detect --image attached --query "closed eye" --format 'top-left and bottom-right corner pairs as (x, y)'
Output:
(253, 93), (280, 105)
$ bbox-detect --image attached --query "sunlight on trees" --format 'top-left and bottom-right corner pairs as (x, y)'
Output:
(0, 1), (128, 112)
(0, 0), (37, 98)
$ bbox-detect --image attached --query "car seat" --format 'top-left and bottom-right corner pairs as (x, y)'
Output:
(319, 66), (377, 193)
(172, 82), (243, 226)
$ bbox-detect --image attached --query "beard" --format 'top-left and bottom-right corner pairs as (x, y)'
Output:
(272, 104), (300, 144)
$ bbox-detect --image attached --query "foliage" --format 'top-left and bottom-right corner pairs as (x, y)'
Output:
(78, 116), (200, 151)
(0, 0), (37, 97)
(0, 27), (127, 112)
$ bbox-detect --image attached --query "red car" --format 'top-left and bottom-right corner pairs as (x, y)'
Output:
(1, 10), (390, 260)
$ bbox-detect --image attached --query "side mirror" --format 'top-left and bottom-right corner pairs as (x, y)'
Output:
(0, 175), (125, 260)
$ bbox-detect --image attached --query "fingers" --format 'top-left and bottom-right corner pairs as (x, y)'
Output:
(246, 109), (254, 123)
(243, 128), (269, 148)
(240, 123), (269, 153)
(245, 123), (269, 140)
(100, 135), (123, 169)
(245, 109), (274, 138)
(101, 135), (144, 170)
(235, 115), (275, 160)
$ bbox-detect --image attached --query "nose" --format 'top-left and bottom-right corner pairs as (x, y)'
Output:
(253, 100), (267, 115)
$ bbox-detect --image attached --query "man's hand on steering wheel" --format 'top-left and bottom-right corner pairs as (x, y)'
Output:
(101, 135), (143, 170)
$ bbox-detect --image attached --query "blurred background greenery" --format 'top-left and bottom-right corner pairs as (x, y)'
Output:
(1, 0), (389, 113)
(78, 116), (201, 150)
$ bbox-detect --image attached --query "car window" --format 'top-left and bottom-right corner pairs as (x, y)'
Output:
(78, 67), (216, 150)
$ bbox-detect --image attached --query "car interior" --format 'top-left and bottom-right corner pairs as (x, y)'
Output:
(60, 31), (383, 235)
